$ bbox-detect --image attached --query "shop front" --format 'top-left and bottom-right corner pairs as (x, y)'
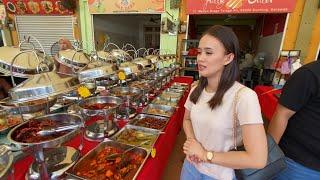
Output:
(0, 0), (79, 55)
(80, 0), (180, 56)
(181, 0), (296, 83)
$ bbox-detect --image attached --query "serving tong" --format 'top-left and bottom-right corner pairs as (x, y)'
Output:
(36, 124), (80, 136)
(105, 140), (150, 160)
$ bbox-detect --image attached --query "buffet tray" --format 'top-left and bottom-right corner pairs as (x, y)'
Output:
(151, 97), (178, 107)
(0, 97), (57, 114)
(129, 114), (169, 131)
(159, 91), (182, 102)
(170, 82), (189, 90)
(68, 140), (149, 180)
(142, 104), (176, 118)
(111, 124), (161, 150)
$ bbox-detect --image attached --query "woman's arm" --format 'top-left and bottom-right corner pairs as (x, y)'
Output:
(268, 104), (295, 143)
(183, 109), (196, 139)
(184, 124), (267, 169)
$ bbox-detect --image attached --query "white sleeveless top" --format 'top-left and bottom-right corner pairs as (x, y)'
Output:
(184, 82), (263, 180)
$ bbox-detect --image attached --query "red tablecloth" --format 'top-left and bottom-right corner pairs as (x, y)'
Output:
(13, 76), (193, 180)
(254, 85), (282, 121)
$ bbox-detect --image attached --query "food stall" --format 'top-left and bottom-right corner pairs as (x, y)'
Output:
(0, 38), (193, 179)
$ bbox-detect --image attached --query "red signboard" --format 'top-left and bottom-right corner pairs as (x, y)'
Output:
(2, 0), (74, 15)
(187, 0), (296, 14)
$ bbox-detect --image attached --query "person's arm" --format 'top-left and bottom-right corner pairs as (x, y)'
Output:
(268, 104), (295, 143)
(183, 109), (195, 139)
(184, 124), (267, 169)
(268, 67), (317, 143)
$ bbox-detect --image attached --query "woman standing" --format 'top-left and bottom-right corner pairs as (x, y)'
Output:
(181, 25), (267, 180)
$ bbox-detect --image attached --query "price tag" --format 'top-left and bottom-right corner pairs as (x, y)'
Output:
(77, 86), (91, 98)
(118, 71), (126, 81)
(151, 148), (156, 158)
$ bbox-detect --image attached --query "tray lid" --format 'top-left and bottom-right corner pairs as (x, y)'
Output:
(78, 62), (117, 81)
(132, 57), (152, 67)
(58, 49), (90, 65)
(0, 47), (54, 76)
(9, 71), (80, 102)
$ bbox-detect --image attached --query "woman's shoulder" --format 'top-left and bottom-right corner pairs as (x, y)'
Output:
(232, 82), (258, 98)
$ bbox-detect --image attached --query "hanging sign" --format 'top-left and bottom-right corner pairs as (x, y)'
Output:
(2, 0), (74, 15)
(88, 0), (164, 14)
(187, 0), (297, 14)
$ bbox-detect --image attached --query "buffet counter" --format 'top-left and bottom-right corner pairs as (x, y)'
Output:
(13, 76), (193, 180)
(254, 85), (282, 121)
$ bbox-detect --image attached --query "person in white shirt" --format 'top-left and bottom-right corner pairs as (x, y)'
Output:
(181, 25), (267, 180)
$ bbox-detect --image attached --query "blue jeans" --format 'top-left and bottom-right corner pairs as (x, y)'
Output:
(180, 159), (216, 180)
(274, 157), (320, 180)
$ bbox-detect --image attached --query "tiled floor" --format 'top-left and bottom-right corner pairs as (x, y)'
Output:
(162, 130), (186, 180)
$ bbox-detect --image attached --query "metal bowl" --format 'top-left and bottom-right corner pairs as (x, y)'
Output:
(7, 113), (83, 149)
(0, 145), (13, 179)
(110, 87), (142, 100)
(0, 97), (57, 114)
(78, 96), (123, 117)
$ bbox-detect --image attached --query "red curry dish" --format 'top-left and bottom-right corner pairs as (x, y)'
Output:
(75, 146), (144, 180)
(11, 119), (70, 143)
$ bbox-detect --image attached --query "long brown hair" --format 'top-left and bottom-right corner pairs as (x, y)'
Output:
(190, 25), (240, 110)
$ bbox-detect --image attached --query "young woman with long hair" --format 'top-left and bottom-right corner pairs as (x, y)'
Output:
(181, 25), (267, 180)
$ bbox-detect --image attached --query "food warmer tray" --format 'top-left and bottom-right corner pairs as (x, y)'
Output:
(142, 104), (176, 118)
(7, 113), (83, 149)
(151, 96), (178, 107)
(28, 146), (80, 179)
(0, 145), (13, 179)
(170, 82), (189, 90)
(109, 87), (143, 105)
(0, 97), (57, 114)
(68, 140), (149, 180)
(78, 62), (118, 81)
(57, 49), (90, 68)
(9, 71), (80, 103)
(129, 114), (169, 131)
(0, 46), (54, 77)
(111, 124), (161, 150)
(78, 96), (123, 117)
(159, 91), (183, 102)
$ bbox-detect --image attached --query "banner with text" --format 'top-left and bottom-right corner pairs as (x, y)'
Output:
(187, 0), (296, 14)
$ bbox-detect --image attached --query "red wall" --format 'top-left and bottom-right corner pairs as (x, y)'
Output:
(261, 14), (287, 37)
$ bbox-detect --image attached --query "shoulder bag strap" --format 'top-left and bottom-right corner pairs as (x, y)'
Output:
(232, 86), (246, 150)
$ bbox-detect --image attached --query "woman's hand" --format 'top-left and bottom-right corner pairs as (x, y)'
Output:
(183, 138), (207, 162)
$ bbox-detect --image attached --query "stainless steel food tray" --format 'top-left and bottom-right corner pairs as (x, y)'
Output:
(0, 145), (13, 179)
(7, 113), (82, 149)
(142, 104), (175, 118)
(0, 97), (57, 114)
(78, 96), (123, 117)
(151, 97), (178, 107)
(129, 114), (169, 131)
(68, 140), (149, 180)
(111, 124), (161, 150)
